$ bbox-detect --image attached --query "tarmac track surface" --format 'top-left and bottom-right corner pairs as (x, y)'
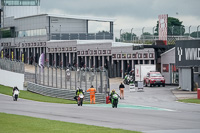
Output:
(1, 92), (200, 133)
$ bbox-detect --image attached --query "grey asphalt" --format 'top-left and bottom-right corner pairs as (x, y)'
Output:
(0, 78), (200, 133)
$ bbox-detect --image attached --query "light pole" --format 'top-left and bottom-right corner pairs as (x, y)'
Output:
(197, 25), (200, 38)
(59, 25), (61, 40)
(125, 32), (127, 42)
(142, 27), (145, 44)
(120, 29), (122, 42)
(189, 25), (191, 38)
(180, 26), (183, 36)
(131, 28), (133, 42)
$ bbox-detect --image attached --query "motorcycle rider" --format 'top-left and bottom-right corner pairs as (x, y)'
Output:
(12, 86), (19, 95)
(124, 73), (128, 84)
(86, 85), (96, 104)
(74, 87), (84, 101)
(109, 89), (120, 100)
(129, 68), (135, 81)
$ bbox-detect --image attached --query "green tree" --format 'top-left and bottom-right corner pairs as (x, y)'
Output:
(155, 17), (185, 36)
(190, 31), (200, 38)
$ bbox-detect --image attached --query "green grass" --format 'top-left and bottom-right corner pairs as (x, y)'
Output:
(0, 112), (141, 133)
(0, 85), (88, 104)
(178, 98), (200, 104)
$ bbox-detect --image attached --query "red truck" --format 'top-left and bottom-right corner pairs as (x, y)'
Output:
(143, 71), (165, 87)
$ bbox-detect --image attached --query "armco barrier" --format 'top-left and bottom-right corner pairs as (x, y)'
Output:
(27, 82), (106, 103)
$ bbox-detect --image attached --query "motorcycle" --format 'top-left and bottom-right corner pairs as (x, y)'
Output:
(123, 74), (133, 85)
(77, 93), (84, 106)
(111, 94), (120, 108)
(13, 90), (19, 101)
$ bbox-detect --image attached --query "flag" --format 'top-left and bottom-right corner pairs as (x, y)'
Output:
(39, 53), (45, 68)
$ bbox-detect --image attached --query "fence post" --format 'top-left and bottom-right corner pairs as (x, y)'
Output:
(43, 66), (45, 85)
(48, 67), (49, 86)
(39, 66), (41, 85)
(106, 69), (110, 94)
(52, 67), (53, 87)
(96, 69), (98, 93)
(75, 68), (77, 90)
(65, 68), (67, 89)
(80, 68), (82, 89)
(35, 64), (37, 84)
(100, 69), (103, 93)
(60, 67), (62, 88)
(70, 68), (72, 90)
(85, 69), (87, 91)
(56, 67), (57, 88)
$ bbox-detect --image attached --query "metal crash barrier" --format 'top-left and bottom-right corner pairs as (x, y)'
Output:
(27, 82), (106, 103)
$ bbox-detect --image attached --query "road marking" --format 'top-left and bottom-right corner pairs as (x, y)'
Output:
(84, 104), (175, 111)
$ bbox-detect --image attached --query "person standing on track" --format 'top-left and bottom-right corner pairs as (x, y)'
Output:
(119, 82), (125, 99)
(87, 85), (96, 104)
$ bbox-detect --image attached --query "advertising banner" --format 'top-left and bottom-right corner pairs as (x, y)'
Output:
(163, 64), (169, 72)
(175, 40), (200, 67)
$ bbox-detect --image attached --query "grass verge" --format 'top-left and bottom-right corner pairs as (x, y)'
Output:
(178, 99), (200, 104)
(0, 112), (141, 133)
(0, 84), (87, 104)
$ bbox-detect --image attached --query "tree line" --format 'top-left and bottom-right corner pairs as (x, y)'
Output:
(114, 17), (200, 42)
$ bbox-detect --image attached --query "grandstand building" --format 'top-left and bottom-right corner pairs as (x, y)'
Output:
(0, 0), (157, 78)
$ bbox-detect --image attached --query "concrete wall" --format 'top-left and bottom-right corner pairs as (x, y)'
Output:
(13, 15), (48, 43)
(161, 48), (175, 84)
(15, 15), (47, 31)
(0, 69), (24, 90)
(179, 68), (192, 91)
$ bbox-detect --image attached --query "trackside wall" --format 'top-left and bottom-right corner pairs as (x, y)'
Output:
(0, 69), (24, 90)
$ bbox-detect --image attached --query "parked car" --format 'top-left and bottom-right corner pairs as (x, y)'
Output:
(143, 71), (165, 87)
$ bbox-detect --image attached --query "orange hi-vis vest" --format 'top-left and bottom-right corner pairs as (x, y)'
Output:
(87, 88), (96, 95)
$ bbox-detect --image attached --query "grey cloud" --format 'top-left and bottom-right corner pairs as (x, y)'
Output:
(41, 0), (200, 19)
(39, 0), (200, 37)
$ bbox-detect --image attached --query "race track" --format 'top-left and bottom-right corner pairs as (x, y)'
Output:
(1, 89), (200, 133)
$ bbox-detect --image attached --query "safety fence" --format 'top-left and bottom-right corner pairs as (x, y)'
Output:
(0, 59), (108, 102)
(0, 58), (24, 74)
(50, 32), (113, 40)
(27, 82), (106, 103)
(27, 65), (110, 94)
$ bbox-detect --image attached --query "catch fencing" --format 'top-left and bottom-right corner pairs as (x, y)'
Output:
(28, 65), (110, 94)
(0, 59), (108, 102)
(0, 58), (24, 74)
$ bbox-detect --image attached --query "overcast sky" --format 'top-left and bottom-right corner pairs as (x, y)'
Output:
(40, 0), (200, 37)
